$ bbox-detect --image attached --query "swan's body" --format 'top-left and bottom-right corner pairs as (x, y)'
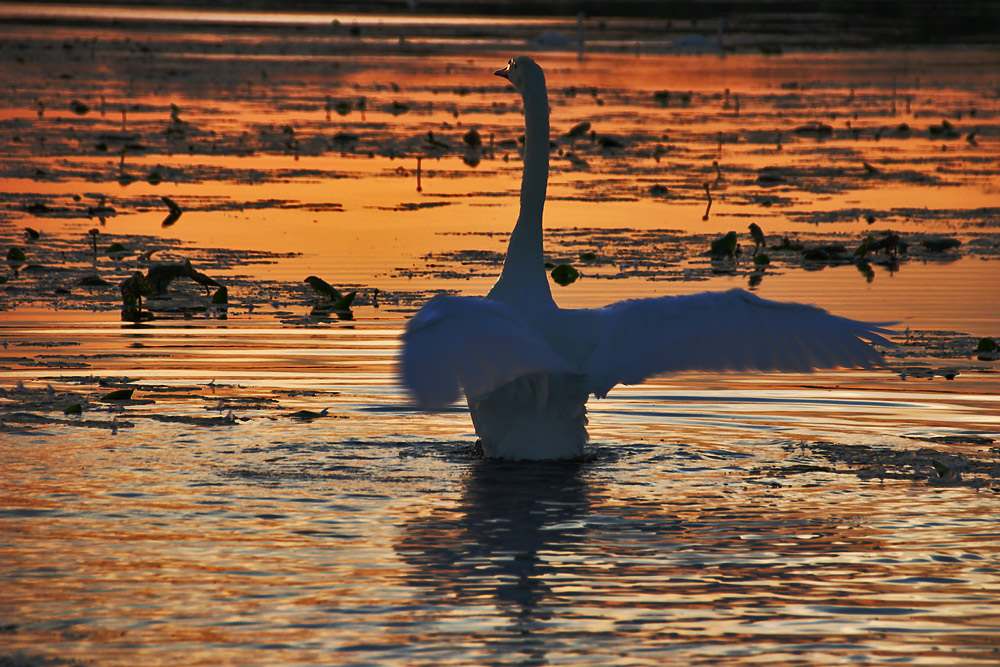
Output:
(401, 56), (892, 460)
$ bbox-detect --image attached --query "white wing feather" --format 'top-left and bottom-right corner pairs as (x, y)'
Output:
(582, 288), (894, 398)
(401, 294), (576, 409)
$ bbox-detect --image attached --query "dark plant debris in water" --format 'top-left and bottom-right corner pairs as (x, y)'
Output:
(764, 440), (1000, 491)
(0, 376), (343, 433)
(2, 33), (998, 318)
(408, 224), (999, 288)
(1, 31), (997, 234)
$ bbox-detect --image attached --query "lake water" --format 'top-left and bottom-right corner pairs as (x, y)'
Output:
(1, 8), (999, 666)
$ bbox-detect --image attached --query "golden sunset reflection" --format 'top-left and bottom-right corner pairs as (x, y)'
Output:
(2, 6), (1000, 666)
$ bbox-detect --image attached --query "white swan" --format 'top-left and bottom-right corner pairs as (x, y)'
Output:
(401, 56), (892, 461)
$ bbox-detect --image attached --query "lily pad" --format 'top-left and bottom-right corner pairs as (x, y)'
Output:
(710, 231), (738, 257)
(551, 264), (579, 286)
(212, 285), (228, 304)
(101, 388), (134, 401)
(333, 291), (356, 310)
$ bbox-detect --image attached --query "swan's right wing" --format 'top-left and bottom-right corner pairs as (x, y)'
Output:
(582, 288), (895, 398)
(401, 294), (575, 409)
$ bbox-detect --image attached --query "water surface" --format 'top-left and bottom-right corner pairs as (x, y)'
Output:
(1, 12), (999, 666)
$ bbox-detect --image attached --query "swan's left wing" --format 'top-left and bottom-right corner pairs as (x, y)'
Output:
(401, 294), (576, 409)
(581, 288), (895, 398)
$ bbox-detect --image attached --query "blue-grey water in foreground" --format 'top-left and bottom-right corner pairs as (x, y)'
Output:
(1, 317), (998, 666)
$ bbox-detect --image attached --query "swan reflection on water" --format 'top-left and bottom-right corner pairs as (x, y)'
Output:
(394, 453), (896, 657)
(396, 460), (591, 631)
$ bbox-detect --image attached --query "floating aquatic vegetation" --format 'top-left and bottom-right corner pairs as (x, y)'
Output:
(100, 388), (134, 401)
(106, 242), (128, 258)
(161, 195), (183, 227)
(146, 413), (240, 426)
(120, 270), (154, 322)
(796, 441), (1000, 490)
(977, 337), (999, 361)
(709, 231), (738, 257)
(550, 263), (580, 286)
(287, 408), (329, 421)
(332, 291), (356, 311)
(748, 223), (766, 255)
(920, 237), (961, 252)
(304, 275), (345, 301)
(6, 247), (26, 270)
(0, 412), (134, 430)
(376, 201), (453, 212)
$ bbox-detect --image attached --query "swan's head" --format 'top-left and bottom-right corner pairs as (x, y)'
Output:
(494, 56), (542, 91)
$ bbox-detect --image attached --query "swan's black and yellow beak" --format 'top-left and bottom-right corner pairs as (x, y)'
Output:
(495, 58), (513, 80)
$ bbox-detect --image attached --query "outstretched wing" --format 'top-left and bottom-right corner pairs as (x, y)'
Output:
(582, 288), (895, 398)
(401, 294), (576, 409)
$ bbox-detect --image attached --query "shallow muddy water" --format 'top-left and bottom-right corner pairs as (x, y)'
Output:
(1, 9), (999, 666)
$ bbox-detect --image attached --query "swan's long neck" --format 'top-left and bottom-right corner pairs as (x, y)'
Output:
(488, 70), (555, 310)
